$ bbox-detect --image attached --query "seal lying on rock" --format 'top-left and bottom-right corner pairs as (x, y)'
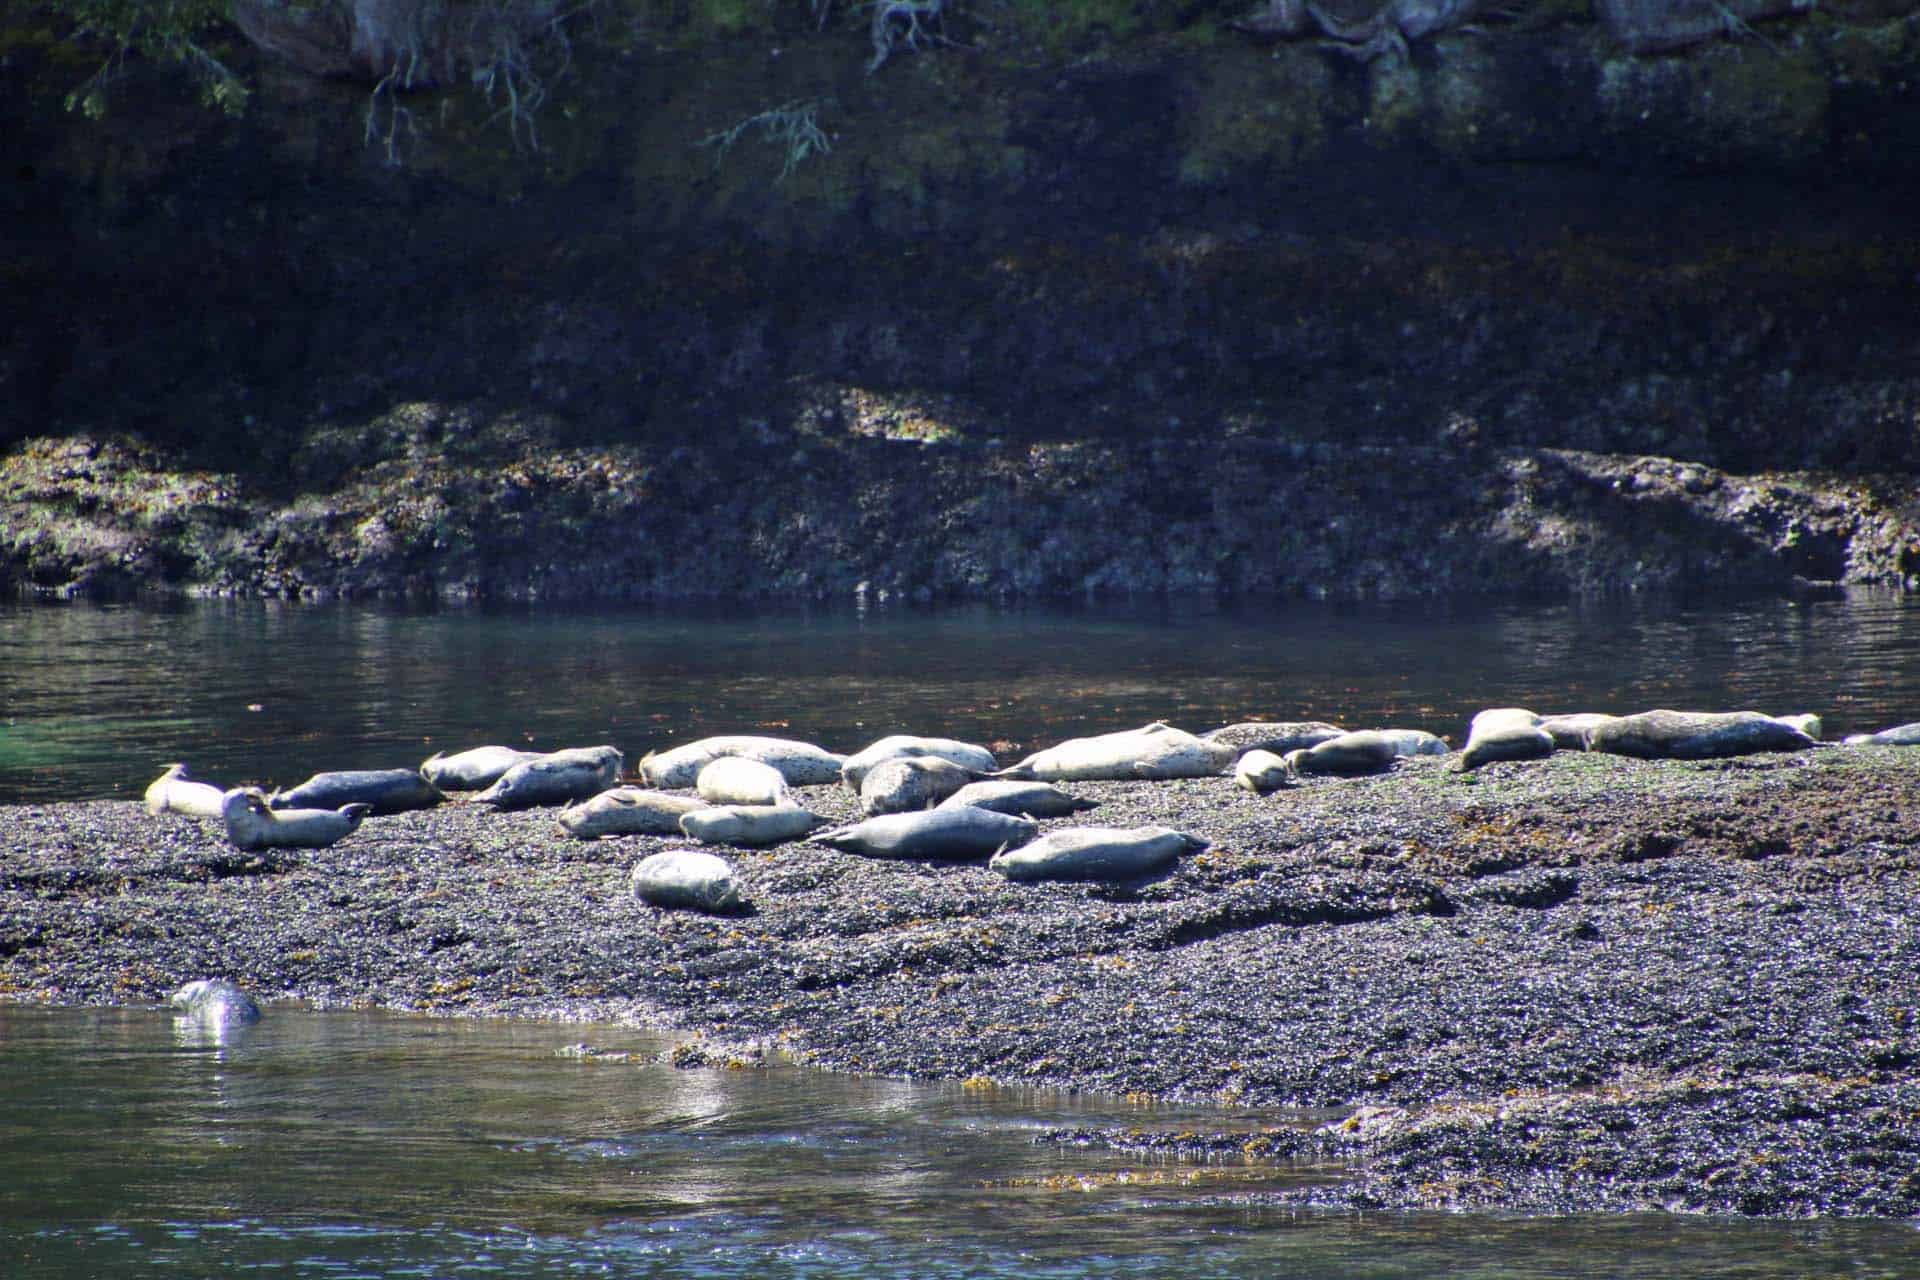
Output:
(841, 735), (999, 790)
(270, 768), (443, 816)
(144, 764), (227, 820)
(420, 745), (542, 791)
(222, 787), (369, 850)
(558, 788), (710, 839)
(1536, 713), (1617, 751)
(1372, 729), (1449, 758)
(630, 849), (744, 914)
(1773, 713), (1822, 741)
(937, 780), (1099, 819)
(989, 826), (1208, 883)
(860, 756), (985, 815)
(696, 757), (792, 807)
(1285, 730), (1400, 777)
(170, 978), (262, 1025)
(1454, 709), (1557, 772)
(679, 803), (822, 848)
(1843, 722), (1920, 746)
(811, 806), (1038, 861)
(641, 736), (846, 789)
(475, 745), (624, 810)
(1235, 749), (1293, 793)
(1585, 710), (1816, 760)
(998, 723), (1235, 783)
(1201, 722), (1346, 757)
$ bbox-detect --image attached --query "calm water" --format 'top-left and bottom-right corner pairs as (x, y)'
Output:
(3, 592), (1920, 805)
(3, 1005), (1916, 1279)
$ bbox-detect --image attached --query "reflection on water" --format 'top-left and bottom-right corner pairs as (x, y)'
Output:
(3, 592), (1919, 805)
(3, 1006), (1917, 1279)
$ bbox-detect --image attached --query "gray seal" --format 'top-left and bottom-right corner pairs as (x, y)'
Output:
(144, 764), (227, 820)
(1585, 710), (1816, 760)
(1453, 709), (1557, 772)
(170, 978), (262, 1025)
(810, 806), (1039, 861)
(270, 768), (443, 816)
(640, 737), (846, 790)
(1201, 722), (1346, 757)
(696, 757), (793, 807)
(860, 756), (985, 816)
(937, 780), (1099, 819)
(841, 735), (999, 790)
(998, 723), (1235, 783)
(989, 826), (1208, 883)
(679, 803), (822, 848)
(222, 787), (369, 850)
(1284, 730), (1400, 777)
(630, 849), (744, 914)
(558, 788), (711, 840)
(420, 745), (542, 792)
(475, 745), (624, 810)
(1234, 749), (1292, 793)
(1843, 722), (1920, 746)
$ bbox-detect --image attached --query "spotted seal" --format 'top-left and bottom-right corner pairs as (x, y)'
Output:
(641, 736), (846, 790)
(420, 745), (542, 792)
(144, 763), (227, 820)
(475, 745), (624, 810)
(1536, 714), (1617, 751)
(169, 978), (262, 1025)
(558, 788), (711, 840)
(860, 756), (985, 816)
(998, 723), (1235, 783)
(1585, 710), (1815, 760)
(989, 826), (1208, 883)
(679, 803), (822, 848)
(1453, 709), (1556, 772)
(1284, 730), (1400, 777)
(1234, 749), (1292, 793)
(630, 849), (744, 914)
(270, 768), (443, 816)
(810, 806), (1038, 861)
(1201, 722), (1346, 757)
(222, 787), (369, 850)
(696, 757), (792, 808)
(937, 780), (1099, 819)
(841, 735), (999, 791)
(1372, 729), (1450, 758)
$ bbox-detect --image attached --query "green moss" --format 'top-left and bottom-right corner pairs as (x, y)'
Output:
(1176, 47), (1339, 185)
(689, 0), (767, 37)
(994, 0), (1159, 55)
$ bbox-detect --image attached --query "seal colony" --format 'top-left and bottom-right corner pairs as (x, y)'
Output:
(16, 704), (1920, 1219)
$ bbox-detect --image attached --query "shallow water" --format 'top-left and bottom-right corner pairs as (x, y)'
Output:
(4, 591), (1920, 805)
(3, 1005), (1916, 1279)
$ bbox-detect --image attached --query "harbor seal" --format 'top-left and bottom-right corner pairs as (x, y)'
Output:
(810, 806), (1038, 861)
(937, 780), (1099, 819)
(641, 736), (846, 789)
(1201, 722), (1346, 757)
(1284, 730), (1400, 777)
(558, 788), (711, 840)
(630, 849), (745, 914)
(475, 745), (624, 810)
(997, 723), (1235, 783)
(1585, 710), (1815, 760)
(1843, 722), (1920, 746)
(1536, 714), (1618, 751)
(222, 787), (370, 850)
(841, 735), (999, 791)
(678, 803), (822, 848)
(143, 764), (227, 820)
(696, 757), (792, 807)
(169, 979), (263, 1025)
(270, 768), (443, 816)
(1773, 713), (1822, 740)
(420, 745), (542, 791)
(1372, 729), (1450, 758)
(1234, 749), (1292, 793)
(1453, 709), (1556, 772)
(860, 756), (985, 816)
(989, 826), (1208, 883)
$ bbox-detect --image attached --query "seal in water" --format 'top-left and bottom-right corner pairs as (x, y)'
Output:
(1284, 730), (1400, 777)
(1453, 709), (1557, 772)
(678, 803), (822, 848)
(559, 788), (711, 839)
(270, 768), (443, 816)
(420, 745), (542, 792)
(989, 826), (1208, 883)
(222, 787), (370, 850)
(144, 763), (227, 820)
(1585, 710), (1815, 760)
(998, 723), (1235, 783)
(840, 735), (999, 791)
(630, 849), (744, 914)
(810, 806), (1038, 861)
(641, 736), (846, 790)
(1843, 722), (1920, 746)
(696, 757), (792, 807)
(1234, 749), (1292, 793)
(860, 756), (985, 816)
(475, 745), (624, 810)
(937, 780), (1099, 819)
(170, 979), (263, 1025)
(1201, 722), (1346, 757)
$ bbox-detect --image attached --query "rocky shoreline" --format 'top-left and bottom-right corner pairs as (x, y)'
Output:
(4, 744), (1917, 1217)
